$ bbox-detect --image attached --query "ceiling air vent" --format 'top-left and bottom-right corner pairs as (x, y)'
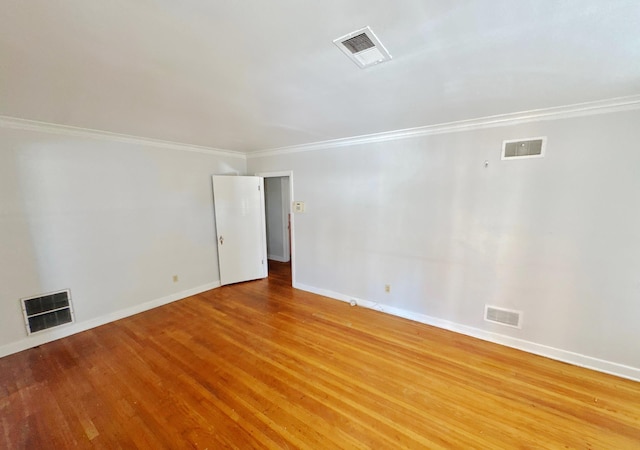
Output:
(502, 137), (546, 160)
(333, 26), (392, 69)
(21, 289), (75, 335)
(484, 305), (522, 329)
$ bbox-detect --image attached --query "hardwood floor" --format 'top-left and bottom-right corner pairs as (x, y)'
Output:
(2, 261), (640, 448)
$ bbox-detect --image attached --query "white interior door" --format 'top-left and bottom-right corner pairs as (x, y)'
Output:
(212, 176), (267, 285)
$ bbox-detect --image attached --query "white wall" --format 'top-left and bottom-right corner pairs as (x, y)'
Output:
(248, 109), (640, 379)
(0, 126), (245, 355)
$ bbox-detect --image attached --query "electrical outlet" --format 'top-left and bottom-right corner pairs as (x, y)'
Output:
(385, 284), (391, 293)
(172, 275), (179, 283)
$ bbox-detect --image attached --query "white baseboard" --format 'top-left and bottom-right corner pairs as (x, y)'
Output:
(0, 281), (221, 359)
(268, 254), (290, 263)
(295, 283), (640, 382)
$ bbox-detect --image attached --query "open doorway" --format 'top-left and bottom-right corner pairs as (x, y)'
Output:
(264, 176), (290, 263)
(257, 171), (295, 286)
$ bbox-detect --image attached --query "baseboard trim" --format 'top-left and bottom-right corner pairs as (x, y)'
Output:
(268, 254), (290, 263)
(0, 281), (221, 359)
(295, 283), (640, 382)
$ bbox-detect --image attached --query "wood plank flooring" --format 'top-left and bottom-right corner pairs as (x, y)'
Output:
(2, 261), (640, 448)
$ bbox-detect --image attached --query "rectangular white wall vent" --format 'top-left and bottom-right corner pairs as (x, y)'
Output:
(484, 305), (522, 328)
(21, 290), (75, 335)
(333, 26), (392, 69)
(502, 137), (546, 160)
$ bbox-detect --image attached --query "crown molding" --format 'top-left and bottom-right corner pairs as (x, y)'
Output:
(0, 116), (246, 160)
(247, 94), (640, 159)
(4, 94), (640, 160)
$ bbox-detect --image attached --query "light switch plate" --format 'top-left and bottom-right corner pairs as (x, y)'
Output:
(293, 201), (305, 213)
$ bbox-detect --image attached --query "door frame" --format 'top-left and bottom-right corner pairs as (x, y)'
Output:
(255, 171), (296, 287)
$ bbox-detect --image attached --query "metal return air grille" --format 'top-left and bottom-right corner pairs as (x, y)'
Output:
(485, 305), (522, 328)
(333, 26), (392, 69)
(342, 33), (375, 54)
(502, 137), (546, 159)
(21, 290), (74, 334)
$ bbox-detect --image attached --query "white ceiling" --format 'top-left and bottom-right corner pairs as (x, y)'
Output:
(1, 0), (639, 152)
